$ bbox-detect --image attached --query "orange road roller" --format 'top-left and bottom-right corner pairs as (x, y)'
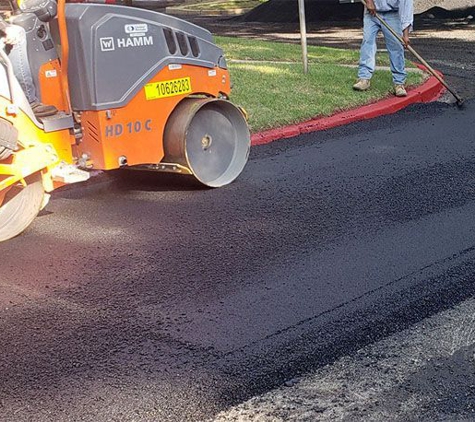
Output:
(0, 0), (250, 241)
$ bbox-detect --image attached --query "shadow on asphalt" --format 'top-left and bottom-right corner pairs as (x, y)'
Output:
(51, 170), (207, 203)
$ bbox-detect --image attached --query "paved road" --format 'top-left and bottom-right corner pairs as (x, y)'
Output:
(1, 97), (474, 421)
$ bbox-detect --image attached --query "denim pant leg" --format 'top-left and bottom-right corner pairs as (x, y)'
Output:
(380, 12), (407, 85)
(7, 26), (38, 103)
(357, 13), (380, 80)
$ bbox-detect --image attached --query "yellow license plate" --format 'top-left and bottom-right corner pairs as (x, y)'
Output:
(144, 77), (192, 100)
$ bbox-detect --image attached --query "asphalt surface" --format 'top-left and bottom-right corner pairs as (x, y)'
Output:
(1, 98), (475, 421)
(214, 293), (475, 421)
(1, 12), (475, 422)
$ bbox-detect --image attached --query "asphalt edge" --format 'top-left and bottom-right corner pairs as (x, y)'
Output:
(57, 66), (444, 193)
(251, 66), (445, 146)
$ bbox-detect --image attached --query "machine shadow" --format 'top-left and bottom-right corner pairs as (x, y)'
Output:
(50, 170), (208, 205)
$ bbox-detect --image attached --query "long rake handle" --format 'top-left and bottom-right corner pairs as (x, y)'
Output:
(360, 0), (464, 106)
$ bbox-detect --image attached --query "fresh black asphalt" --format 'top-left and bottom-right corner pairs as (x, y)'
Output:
(1, 97), (475, 421)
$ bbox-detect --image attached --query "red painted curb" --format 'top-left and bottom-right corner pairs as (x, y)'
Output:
(250, 69), (445, 146)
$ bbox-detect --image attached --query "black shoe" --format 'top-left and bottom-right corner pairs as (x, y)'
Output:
(30, 101), (58, 118)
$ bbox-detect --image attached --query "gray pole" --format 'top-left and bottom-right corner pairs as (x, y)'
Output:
(298, 0), (308, 73)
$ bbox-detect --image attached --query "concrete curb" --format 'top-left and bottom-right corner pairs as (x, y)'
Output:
(251, 67), (445, 146)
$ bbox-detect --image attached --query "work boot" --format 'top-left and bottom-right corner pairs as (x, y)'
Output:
(30, 101), (58, 118)
(394, 84), (407, 97)
(353, 79), (371, 91)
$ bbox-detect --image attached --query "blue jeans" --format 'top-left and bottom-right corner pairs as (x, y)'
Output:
(5, 26), (38, 103)
(357, 11), (407, 85)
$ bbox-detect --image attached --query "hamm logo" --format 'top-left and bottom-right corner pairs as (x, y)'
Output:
(117, 36), (154, 48)
(100, 37), (115, 52)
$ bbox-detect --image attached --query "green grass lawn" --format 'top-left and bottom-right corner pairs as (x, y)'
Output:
(214, 36), (425, 132)
(215, 36), (419, 68)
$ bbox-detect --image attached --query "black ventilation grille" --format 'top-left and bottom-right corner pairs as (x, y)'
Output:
(86, 121), (99, 143)
(175, 32), (189, 56)
(188, 36), (200, 57)
(163, 28), (177, 54)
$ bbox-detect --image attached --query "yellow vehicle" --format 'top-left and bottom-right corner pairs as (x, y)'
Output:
(0, 0), (250, 241)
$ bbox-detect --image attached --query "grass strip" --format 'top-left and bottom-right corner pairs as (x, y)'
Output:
(215, 37), (425, 132)
(215, 35), (417, 68)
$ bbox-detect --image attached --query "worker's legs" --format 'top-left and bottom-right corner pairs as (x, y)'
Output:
(7, 26), (38, 103)
(357, 13), (380, 81)
(380, 12), (407, 85)
(4, 26), (57, 117)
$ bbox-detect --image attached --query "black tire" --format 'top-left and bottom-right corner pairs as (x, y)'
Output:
(0, 118), (18, 160)
(0, 173), (45, 242)
(0, 146), (12, 160)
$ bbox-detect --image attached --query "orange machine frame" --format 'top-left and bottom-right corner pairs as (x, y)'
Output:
(35, 0), (232, 171)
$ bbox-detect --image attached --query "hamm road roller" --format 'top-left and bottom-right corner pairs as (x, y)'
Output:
(0, 0), (250, 241)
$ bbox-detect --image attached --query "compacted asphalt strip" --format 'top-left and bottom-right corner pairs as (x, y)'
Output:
(2, 98), (475, 422)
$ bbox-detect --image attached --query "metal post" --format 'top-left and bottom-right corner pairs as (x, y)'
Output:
(298, 0), (308, 74)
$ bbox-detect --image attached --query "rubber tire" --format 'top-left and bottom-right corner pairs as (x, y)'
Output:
(0, 147), (12, 160)
(0, 118), (18, 160)
(0, 173), (45, 242)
